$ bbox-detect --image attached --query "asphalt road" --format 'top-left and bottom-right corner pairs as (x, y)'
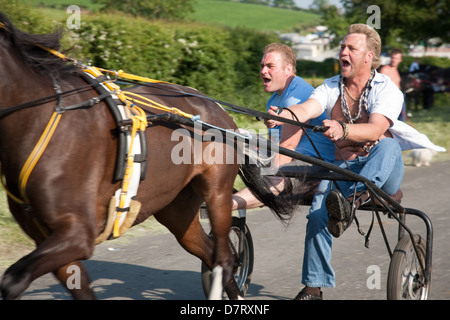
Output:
(16, 160), (450, 300)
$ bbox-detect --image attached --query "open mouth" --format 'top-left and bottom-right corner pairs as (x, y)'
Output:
(262, 77), (271, 84)
(341, 58), (351, 69)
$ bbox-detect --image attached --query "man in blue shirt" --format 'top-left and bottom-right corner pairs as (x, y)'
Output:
(231, 44), (337, 300)
(232, 43), (334, 210)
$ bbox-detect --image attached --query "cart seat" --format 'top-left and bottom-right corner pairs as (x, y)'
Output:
(275, 160), (404, 208)
(373, 189), (403, 205)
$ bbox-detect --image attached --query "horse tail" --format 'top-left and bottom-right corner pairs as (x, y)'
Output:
(239, 158), (308, 224)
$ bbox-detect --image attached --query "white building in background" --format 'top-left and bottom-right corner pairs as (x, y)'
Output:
(280, 26), (339, 61)
(409, 39), (450, 59)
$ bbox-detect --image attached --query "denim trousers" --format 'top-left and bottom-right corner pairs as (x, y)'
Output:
(302, 138), (404, 287)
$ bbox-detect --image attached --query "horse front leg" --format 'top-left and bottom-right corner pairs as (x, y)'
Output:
(206, 204), (242, 300)
(197, 177), (243, 300)
(52, 261), (96, 300)
(153, 184), (243, 300)
(0, 216), (96, 300)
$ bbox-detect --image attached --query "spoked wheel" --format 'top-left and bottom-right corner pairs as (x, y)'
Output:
(387, 234), (430, 300)
(201, 216), (254, 298)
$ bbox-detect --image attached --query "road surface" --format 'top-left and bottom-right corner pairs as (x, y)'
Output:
(11, 160), (450, 301)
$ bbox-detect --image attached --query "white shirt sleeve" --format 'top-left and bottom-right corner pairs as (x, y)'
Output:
(368, 76), (404, 125)
(309, 84), (328, 112)
(309, 76), (339, 116)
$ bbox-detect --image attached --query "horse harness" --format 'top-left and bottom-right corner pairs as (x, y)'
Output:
(0, 46), (251, 243)
(1, 65), (151, 243)
(0, 40), (327, 243)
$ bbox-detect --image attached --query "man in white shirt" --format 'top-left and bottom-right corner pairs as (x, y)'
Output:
(267, 24), (444, 300)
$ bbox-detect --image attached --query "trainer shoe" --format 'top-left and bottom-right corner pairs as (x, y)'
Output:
(326, 190), (370, 237)
(326, 190), (353, 238)
(293, 287), (323, 300)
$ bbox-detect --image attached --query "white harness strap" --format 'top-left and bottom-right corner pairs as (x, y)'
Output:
(82, 67), (146, 243)
(111, 102), (144, 237)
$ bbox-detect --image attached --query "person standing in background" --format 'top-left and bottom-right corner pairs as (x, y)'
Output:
(379, 49), (407, 121)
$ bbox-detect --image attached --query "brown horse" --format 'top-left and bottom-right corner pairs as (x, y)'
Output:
(0, 13), (251, 300)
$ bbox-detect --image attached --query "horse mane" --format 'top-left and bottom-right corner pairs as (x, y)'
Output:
(0, 12), (71, 76)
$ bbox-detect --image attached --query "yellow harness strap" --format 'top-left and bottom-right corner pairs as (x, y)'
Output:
(1, 42), (196, 241)
(1, 170), (24, 205)
(31, 45), (196, 122)
(103, 68), (171, 85)
(19, 111), (62, 204)
(0, 110), (60, 239)
(122, 91), (195, 119)
(0, 111), (62, 208)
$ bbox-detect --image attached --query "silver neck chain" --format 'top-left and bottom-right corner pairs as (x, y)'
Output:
(339, 70), (375, 123)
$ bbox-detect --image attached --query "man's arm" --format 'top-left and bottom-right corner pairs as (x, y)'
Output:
(323, 113), (392, 142)
(265, 99), (324, 165)
(266, 98), (323, 129)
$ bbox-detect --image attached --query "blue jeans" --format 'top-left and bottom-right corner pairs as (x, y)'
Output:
(302, 138), (404, 287)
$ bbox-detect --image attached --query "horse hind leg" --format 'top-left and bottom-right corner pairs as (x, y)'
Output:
(154, 184), (242, 300)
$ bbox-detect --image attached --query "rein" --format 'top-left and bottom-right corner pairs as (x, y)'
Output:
(1, 21), (328, 132)
(0, 82), (100, 118)
(30, 33), (328, 133)
(118, 78), (329, 133)
(0, 39), (329, 209)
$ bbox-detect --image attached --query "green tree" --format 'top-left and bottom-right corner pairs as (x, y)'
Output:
(243, 0), (271, 5)
(273, 0), (295, 9)
(321, 4), (347, 46)
(0, 0), (53, 34)
(93, 0), (195, 20)
(341, 0), (449, 45)
(322, 0), (449, 49)
(309, 0), (330, 13)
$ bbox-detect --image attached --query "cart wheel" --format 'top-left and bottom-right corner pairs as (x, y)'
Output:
(201, 216), (254, 298)
(387, 234), (430, 300)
